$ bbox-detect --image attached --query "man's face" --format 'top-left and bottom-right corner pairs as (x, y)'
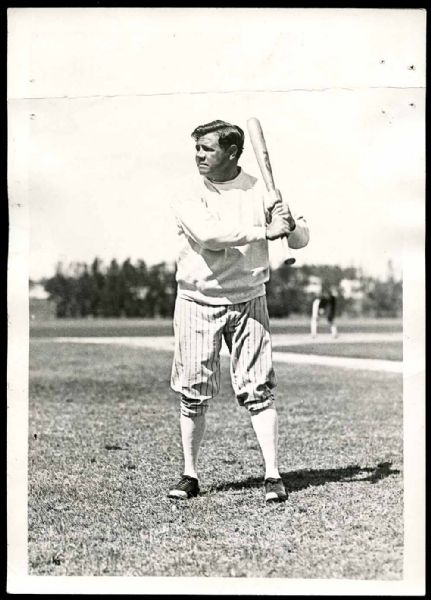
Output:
(194, 132), (232, 180)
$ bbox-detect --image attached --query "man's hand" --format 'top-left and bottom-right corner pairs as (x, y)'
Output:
(266, 200), (296, 234)
(265, 212), (293, 240)
(265, 189), (296, 231)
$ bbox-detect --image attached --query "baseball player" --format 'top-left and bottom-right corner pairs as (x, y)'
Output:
(168, 120), (309, 503)
(311, 286), (338, 338)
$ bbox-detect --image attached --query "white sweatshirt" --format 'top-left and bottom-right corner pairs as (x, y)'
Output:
(171, 169), (309, 305)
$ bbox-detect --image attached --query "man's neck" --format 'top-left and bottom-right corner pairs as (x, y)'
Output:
(207, 165), (241, 184)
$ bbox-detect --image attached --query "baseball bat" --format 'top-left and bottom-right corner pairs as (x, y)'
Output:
(247, 117), (296, 265)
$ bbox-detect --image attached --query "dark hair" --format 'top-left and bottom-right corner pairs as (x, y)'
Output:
(191, 120), (244, 159)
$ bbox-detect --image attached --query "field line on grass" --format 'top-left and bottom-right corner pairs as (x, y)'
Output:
(271, 351), (402, 373)
(50, 336), (402, 373)
(52, 336), (176, 350)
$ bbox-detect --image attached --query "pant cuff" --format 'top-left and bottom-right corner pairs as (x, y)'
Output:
(243, 395), (275, 413)
(180, 395), (209, 417)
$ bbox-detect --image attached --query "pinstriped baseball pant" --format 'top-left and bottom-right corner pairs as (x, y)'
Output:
(170, 295), (277, 416)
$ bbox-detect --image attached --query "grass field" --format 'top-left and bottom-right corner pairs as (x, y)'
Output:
(28, 322), (403, 579)
(30, 316), (402, 338)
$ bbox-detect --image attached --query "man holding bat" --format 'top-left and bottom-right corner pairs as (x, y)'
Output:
(168, 119), (309, 503)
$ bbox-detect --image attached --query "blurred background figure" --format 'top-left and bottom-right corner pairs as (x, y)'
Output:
(311, 285), (338, 338)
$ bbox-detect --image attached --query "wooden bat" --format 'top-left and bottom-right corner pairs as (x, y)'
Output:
(247, 117), (296, 265)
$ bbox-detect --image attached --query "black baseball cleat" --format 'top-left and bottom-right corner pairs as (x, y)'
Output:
(168, 475), (200, 499)
(265, 477), (288, 503)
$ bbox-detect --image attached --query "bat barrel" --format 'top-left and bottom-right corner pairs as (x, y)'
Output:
(246, 118), (276, 191)
(247, 117), (296, 265)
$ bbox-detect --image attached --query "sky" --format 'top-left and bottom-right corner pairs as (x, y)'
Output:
(8, 8), (425, 281)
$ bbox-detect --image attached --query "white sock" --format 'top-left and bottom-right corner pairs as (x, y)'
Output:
(250, 406), (281, 480)
(180, 412), (206, 480)
(331, 324), (338, 338)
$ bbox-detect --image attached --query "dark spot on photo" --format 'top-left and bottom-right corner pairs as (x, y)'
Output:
(105, 444), (123, 450)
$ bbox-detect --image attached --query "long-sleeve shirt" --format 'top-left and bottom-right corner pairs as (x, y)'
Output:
(171, 168), (309, 305)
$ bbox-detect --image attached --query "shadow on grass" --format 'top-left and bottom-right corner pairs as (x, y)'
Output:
(209, 462), (401, 494)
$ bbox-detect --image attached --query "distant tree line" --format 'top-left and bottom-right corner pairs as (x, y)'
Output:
(44, 258), (176, 318)
(42, 258), (402, 319)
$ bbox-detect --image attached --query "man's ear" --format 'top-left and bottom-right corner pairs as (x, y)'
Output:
(228, 144), (238, 160)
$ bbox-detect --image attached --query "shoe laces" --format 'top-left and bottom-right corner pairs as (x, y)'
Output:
(176, 475), (197, 489)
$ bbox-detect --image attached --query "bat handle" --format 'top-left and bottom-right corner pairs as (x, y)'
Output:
(281, 237), (296, 265)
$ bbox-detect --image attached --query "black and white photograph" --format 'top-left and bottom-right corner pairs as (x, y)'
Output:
(7, 7), (425, 595)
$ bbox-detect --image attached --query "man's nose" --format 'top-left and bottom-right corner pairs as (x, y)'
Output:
(196, 149), (205, 160)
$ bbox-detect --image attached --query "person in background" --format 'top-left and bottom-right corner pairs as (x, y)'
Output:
(311, 285), (338, 338)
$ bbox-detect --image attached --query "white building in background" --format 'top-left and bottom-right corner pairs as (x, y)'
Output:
(29, 282), (49, 300)
(303, 276), (322, 296)
(339, 278), (365, 300)
(29, 281), (55, 320)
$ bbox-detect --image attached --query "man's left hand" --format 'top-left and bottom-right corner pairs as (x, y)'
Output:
(271, 201), (296, 232)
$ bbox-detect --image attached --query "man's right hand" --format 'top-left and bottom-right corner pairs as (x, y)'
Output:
(265, 213), (292, 240)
